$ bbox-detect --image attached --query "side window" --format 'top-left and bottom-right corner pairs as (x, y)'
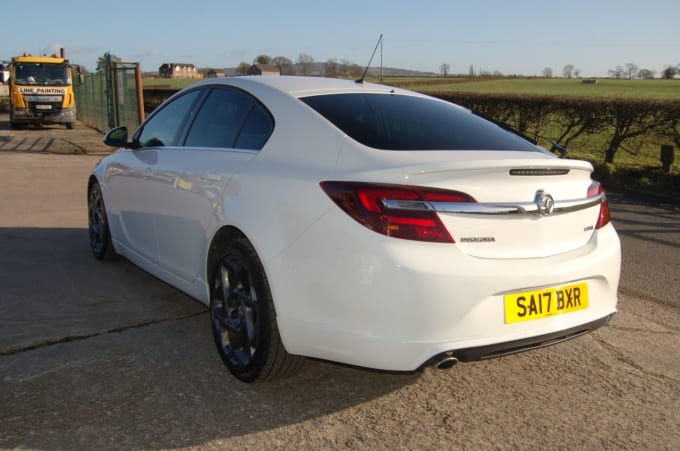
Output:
(137, 90), (202, 147)
(235, 103), (274, 150)
(185, 88), (253, 148)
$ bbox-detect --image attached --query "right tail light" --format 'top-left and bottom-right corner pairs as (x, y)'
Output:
(588, 181), (611, 229)
(320, 181), (476, 243)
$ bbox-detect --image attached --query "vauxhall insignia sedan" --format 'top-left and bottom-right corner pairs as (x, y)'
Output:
(88, 75), (621, 383)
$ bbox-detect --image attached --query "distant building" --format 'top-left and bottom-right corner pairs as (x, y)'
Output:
(205, 69), (225, 78)
(0, 62), (8, 83)
(247, 64), (280, 76)
(223, 67), (240, 77)
(159, 63), (201, 79)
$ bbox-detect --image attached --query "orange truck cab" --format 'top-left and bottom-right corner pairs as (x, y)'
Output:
(8, 53), (77, 129)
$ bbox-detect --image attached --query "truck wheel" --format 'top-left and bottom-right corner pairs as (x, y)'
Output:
(66, 123), (75, 130)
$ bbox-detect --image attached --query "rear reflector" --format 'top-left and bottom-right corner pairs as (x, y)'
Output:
(320, 181), (475, 243)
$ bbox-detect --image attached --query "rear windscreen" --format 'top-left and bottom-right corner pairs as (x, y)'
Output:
(301, 93), (540, 152)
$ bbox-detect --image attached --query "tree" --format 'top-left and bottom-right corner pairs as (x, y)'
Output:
(347, 62), (362, 78)
(637, 69), (655, 79)
(96, 53), (121, 71)
(608, 66), (624, 79)
(237, 62), (250, 75)
(624, 63), (639, 80)
(331, 61), (361, 78)
(601, 100), (668, 164)
(440, 63), (450, 77)
(74, 64), (89, 75)
(253, 54), (272, 65)
(573, 69), (581, 78)
(542, 67), (553, 78)
(663, 102), (680, 152)
(661, 65), (677, 79)
(325, 58), (339, 78)
(297, 53), (315, 76)
(468, 64), (474, 77)
(562, 64), (575, 79)
(338, 59), (353, 77)
(272, 56), (294, 75)
(552, 98), (606, 148)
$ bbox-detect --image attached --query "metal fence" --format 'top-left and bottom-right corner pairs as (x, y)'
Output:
(75, 70), (109, 132)
(75, 54), (144, 133)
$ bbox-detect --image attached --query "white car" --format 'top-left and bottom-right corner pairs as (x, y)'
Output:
(89, 76), (621, 383)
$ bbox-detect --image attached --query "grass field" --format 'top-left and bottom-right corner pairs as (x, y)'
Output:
(143, 78), (200, 89)
(380, 77), (680, 99)
(144, 76), (680, 99)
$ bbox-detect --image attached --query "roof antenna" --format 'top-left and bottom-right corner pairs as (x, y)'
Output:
(356, 33), (383, 83)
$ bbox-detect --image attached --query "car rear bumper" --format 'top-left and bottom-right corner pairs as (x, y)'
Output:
(266, 210), (621, 371)
(426, 312), (615, 365)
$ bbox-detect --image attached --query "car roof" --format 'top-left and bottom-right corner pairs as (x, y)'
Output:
(189, 75), (417, 99)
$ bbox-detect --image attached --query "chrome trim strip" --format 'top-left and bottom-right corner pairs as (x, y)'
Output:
(382, 200), (434, 210)
(382, 194), (603, 216)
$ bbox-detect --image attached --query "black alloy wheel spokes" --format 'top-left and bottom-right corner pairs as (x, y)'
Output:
(212, 257), (259, 369)
(88, 187), (106, 253)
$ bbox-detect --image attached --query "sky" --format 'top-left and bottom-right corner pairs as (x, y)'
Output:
(2, 0), (679, 77)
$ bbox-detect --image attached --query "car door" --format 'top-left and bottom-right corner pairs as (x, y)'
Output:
(103, 89), (204, 264)
(147, 86), (274, 282)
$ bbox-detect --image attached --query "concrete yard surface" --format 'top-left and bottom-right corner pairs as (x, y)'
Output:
(0, 138), (678, 449)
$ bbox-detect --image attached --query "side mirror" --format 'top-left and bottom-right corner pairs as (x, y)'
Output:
(103, 126), (129, 148)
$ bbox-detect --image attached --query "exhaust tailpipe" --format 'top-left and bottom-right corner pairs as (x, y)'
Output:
(433, 355), (459, 371)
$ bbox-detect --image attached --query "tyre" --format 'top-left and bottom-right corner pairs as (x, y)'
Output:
(88, 181), (117, 261)
(210, 237), (304, 383)
(66, 122), (75, 130)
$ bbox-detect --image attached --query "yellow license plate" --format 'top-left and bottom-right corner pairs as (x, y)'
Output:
(504, 283), (588, 324)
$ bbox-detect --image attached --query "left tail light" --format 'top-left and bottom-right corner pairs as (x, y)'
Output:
(587, 181), (611, 229)
(320, 181), (476, 243)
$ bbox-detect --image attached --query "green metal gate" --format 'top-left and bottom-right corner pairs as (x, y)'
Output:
(74, 52), (144, 133)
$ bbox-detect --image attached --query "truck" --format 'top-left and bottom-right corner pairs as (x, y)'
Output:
(7, 50), (77, 129)
(0, 61), (9, 107)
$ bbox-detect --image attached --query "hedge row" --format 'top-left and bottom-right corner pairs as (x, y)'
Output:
(430, 92), (680, 164)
